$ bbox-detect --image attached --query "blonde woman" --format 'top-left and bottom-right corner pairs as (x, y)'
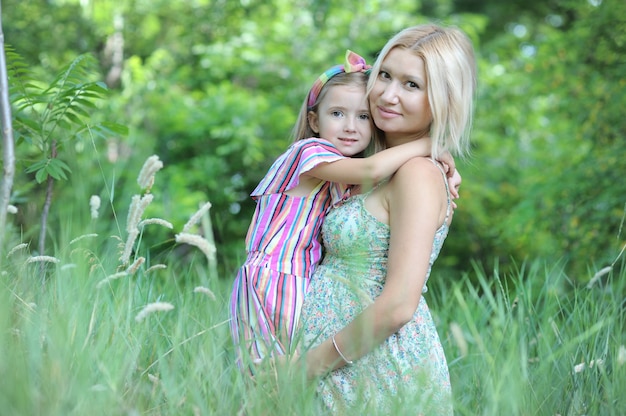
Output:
(299, 23), (477, 414)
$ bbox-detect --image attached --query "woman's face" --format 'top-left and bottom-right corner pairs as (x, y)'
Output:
(369, 47), (433, 146)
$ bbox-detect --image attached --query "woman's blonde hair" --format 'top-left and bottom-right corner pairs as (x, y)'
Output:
(367, 23), (477, 158)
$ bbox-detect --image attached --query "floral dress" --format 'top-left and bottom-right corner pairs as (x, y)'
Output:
(300, 164), (453, 415)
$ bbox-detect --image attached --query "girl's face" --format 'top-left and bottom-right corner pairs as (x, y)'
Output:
(308, 84), (372, 157)
(369, 47), (433, 147)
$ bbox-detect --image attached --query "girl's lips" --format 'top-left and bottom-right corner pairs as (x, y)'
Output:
(338, 138), (358, 143)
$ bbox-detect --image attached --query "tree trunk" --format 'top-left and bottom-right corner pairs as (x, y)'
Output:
(0, 2), (16, 255)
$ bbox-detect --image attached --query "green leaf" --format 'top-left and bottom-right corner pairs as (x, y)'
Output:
(35, 168), (48, 183)
(68, 104), (91, 118)
(25, 159), (49, 174)
(64, 111), (83, 125)
(85, 82), (109, 94)
(45, 158), (71, 181)
(14, 116), (40, 134)
(99, 122), (129, 135)
(51, 158), (71, 173)
(72, 97), (97, 109)
(77, 91), (104, 100)
(45, 163), (62, 180)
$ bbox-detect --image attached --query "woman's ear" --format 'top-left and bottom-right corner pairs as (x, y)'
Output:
(308, 111), (319, 134)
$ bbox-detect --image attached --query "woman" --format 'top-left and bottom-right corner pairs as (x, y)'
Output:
(298, 23), (477, 414)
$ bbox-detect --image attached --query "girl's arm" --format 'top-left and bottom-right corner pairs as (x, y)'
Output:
(305, 138), (455, 186)
(303, 157), (448, 377)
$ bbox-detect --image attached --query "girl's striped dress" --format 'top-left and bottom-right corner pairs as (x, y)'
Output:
(229, 138), (347, 368)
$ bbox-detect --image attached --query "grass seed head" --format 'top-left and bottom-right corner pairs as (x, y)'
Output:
(137, 155), (164, 191)
(135, 301), (174, 322)
(90, 195), (101, 219)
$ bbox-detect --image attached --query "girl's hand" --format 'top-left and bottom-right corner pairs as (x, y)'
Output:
(448, 169), (462, 209)
(437, 150), (456, 177)
(434, 150), (460, 209)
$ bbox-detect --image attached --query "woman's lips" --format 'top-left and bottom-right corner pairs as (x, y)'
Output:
(376, 105), (401, 118)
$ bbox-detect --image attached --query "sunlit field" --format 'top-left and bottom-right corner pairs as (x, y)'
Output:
(1, 156), (624, 415)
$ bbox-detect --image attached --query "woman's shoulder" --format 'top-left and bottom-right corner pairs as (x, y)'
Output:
(387, 157), (449, 223)
(394, 157), (443, 183)
(386, 157), (447, 201)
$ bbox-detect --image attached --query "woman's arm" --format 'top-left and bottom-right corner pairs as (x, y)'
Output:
(304, 157), (449, 377)
(305, 137), (454, 186)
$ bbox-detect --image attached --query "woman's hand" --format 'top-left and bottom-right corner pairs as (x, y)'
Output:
(252, 351), (303, 382)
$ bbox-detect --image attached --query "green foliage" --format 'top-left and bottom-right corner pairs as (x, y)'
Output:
(0, 0), (99, 71)
(9, 51), (118, 165)
(25, 157), (71, 183)
(6, 47), (128, 256)
(2, 0), (625, 278)
(1, 226), (624, 414)
(449, 0), (626, 278)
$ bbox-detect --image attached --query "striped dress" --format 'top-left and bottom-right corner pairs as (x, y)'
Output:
(229, 138), (347, 368)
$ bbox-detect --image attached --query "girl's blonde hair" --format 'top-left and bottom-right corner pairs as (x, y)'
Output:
(291, 71), (375, 150)
(367, 24), (477, 158)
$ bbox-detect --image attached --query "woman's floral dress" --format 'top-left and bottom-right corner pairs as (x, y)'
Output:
(300, 171), (453, 415)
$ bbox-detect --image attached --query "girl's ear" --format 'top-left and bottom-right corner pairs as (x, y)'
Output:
(308, 111), (320, 134)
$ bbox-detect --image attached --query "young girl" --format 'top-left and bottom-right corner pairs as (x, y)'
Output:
(228, 50), (451, 370)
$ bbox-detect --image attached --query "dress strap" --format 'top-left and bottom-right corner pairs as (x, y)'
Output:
(364, 179), (389, 195)
(429, 158), (452, 224)
(343, 178), (388, 201)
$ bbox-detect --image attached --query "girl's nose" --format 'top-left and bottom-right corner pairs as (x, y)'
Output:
(344, 117), (357, 132)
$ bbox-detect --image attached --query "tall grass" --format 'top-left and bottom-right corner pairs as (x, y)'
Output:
(1, 155), (624, 415)
(435, 260), (626, 415)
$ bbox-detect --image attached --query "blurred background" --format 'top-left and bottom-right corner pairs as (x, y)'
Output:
(3, 0), (625, 283)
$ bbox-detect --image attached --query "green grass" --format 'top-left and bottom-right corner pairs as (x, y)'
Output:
(0, 235), (319, 415)
(2, 157), (624, 415)
(435, 261), (626, 415)
(2, 236), (624, 415)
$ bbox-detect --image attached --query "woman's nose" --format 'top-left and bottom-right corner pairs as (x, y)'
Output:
(380, 82), (400, 104)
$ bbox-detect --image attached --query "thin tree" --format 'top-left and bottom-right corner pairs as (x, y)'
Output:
(0, 1), (16, 254)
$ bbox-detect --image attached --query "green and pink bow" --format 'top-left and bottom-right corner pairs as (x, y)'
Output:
(307, 50), (371, 108)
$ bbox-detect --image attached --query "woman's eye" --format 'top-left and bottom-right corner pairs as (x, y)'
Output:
(358, 113), (370, 120)
(379, 71), (391, 80)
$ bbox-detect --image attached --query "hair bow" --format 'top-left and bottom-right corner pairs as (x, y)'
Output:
(307, 50), (371, 108)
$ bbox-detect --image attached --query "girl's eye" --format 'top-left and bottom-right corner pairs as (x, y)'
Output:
(406, 81), (419, 89)
(358, 113), (370, 120)
(330, 110), (344, 118)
